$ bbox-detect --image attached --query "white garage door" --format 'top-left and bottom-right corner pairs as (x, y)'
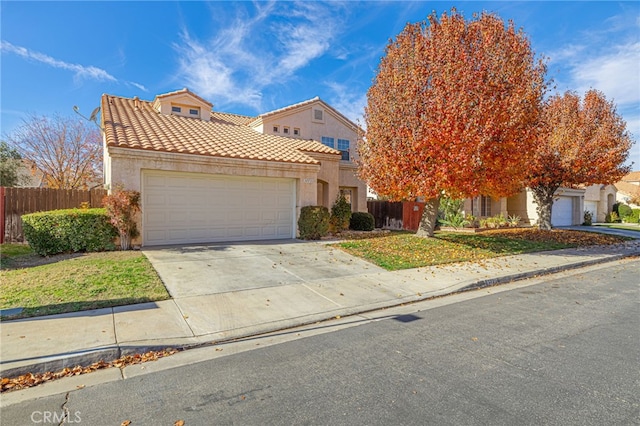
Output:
(142, 171), (295, 246)
(551, 196), (574, 227)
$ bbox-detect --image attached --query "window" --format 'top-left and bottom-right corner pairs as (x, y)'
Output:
(293, 128), (300, 136)
(313, 108), (324, 122)
(283, 127), (290, 134)
(189, 109), (199, 116)
(338, 139), (350, 161)
(321, 136), (334, 148)
(480, 196), (492, 217)
(273, 126), (279, 133)
(171, 106), (181, 113)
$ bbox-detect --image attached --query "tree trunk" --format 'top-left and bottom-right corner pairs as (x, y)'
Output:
(415, 197), (440, 237)
(530, 186), (558, 231)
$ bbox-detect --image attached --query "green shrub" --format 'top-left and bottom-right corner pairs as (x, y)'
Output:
(617, 203), (632, 219)
(631, 209), (640, 223)
(298, 206), (330, 240)
(22, 208), (117, 256)
(350, 212), (375, 231)
(330, 193), (352, 233)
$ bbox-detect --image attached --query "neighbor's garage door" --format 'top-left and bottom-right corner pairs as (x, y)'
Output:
(142, 170), (295, 246)
(551, 196), (574, 227)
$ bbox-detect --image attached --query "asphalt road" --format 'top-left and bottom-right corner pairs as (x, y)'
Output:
(3, 259), (639, 425)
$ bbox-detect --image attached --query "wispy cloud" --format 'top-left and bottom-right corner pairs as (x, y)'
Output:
(325, 81), (367, 127)
(173, 1), (348, 111)
(0, 41), (147, 91)
(568, 42), (640, 106)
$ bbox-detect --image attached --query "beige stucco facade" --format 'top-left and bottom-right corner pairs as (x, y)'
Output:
(250, 98), (367, 213)
(583, 184), (616, 222)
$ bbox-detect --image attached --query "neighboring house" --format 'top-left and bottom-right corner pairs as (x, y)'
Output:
(101, 88), (367, 246)
(15, 159), (45, 188)
(615, 171), (640, 208)
(464, 184), (615, 227)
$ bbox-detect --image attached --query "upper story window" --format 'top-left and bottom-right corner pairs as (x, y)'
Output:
(283, 127), (290, 134)
(273, 126), (279, 133)
(171, 106), (181, 113)
(338, 138), (350, 161)
(321, 136), (334, 148)
(293, 128), (300, 136)
(189, 108), (200, 116)
(313, 108), (324, 123)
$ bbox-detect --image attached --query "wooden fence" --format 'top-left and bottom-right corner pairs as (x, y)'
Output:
(367, 200), (426, 231)
(0, 187), (107, 243)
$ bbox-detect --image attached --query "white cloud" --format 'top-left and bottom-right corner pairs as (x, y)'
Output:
(572, 42), (640, 105)
(325, 81), (367, 127)
(0, 41), (147, 91)
(172, 1), (347, 111)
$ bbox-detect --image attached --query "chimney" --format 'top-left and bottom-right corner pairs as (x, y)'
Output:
(133, 96), (140, 110)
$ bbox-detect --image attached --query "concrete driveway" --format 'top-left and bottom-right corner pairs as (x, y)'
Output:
(142, 239), (386, 298)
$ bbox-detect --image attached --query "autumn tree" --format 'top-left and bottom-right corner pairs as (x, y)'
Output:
(4, 114), (102, 189)
(527, 90), (632, 230)
(360, 9), (547, 236)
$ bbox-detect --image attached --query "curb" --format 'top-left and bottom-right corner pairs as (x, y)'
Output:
(2, 250), (637, 379)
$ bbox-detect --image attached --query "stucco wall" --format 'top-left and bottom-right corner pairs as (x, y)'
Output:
(106, 146), (320, 211)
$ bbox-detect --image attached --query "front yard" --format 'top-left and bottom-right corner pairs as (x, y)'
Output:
(336, 228), (629, 270)
(0, 228), (630, 319)
(0, 246), (169, 320)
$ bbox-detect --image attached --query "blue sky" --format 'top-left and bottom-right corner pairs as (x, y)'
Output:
(1, 1), (639, 168)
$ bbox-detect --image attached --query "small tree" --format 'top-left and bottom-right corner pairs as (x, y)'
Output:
(527, 90), (632, 230)
(330, 193), (352, 233)
(103, 187), (141, 250)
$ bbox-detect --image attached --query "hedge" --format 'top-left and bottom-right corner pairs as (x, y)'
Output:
(22, 208), (117, 256)
(350, 212), (375, 231)
(298, 206), (330, 240)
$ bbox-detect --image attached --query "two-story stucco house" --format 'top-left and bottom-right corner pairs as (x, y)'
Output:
(101, 88), (367, 246)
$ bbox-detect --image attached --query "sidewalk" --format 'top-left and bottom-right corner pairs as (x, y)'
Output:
(2, 239), (639, 379)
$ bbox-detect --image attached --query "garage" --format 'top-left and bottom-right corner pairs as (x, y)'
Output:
(551, 196), (574, 227)
(142, 170), (296, 246)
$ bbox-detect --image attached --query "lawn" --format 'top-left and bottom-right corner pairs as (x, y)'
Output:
(336, 228), (630, 271)
(0, 244), (169, 320)
(593, 223), (640, 232)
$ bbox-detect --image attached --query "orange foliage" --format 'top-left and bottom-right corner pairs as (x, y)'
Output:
(527, 90), (632, 190)
(360, 9), (547, 201)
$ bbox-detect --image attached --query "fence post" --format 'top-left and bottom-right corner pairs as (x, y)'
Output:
(0, 187), (5, 244)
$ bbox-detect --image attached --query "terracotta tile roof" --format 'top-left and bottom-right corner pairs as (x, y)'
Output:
(621, 171), (640, 182)
(102, 94), (340, 164)
(615, 180), (640, 197)
(154, 88), (213, 107)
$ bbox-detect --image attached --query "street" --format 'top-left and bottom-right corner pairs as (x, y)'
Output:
(2, 258), (639, 425)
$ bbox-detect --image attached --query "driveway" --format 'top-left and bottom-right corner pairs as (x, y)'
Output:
(142, 239), (386, 298)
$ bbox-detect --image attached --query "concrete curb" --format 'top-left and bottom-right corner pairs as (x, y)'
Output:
(3, 250), (637, 379)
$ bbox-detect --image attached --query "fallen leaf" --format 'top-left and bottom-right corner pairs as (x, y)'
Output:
(121, 421), (131, 426)
(471, 337), (478, 341)
(174, 421), (185, 426)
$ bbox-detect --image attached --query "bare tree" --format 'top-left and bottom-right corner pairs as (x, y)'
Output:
(5, 114), (102, 189)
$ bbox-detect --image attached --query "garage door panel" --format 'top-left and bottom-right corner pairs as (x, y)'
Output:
(552, 196), (574, 226)
(143, 171), (295, 245)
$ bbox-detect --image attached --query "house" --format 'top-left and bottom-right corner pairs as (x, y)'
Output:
(464, 184), (615, 227)
(101, 88), (367, 246)
(615, 171), (640, 208)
